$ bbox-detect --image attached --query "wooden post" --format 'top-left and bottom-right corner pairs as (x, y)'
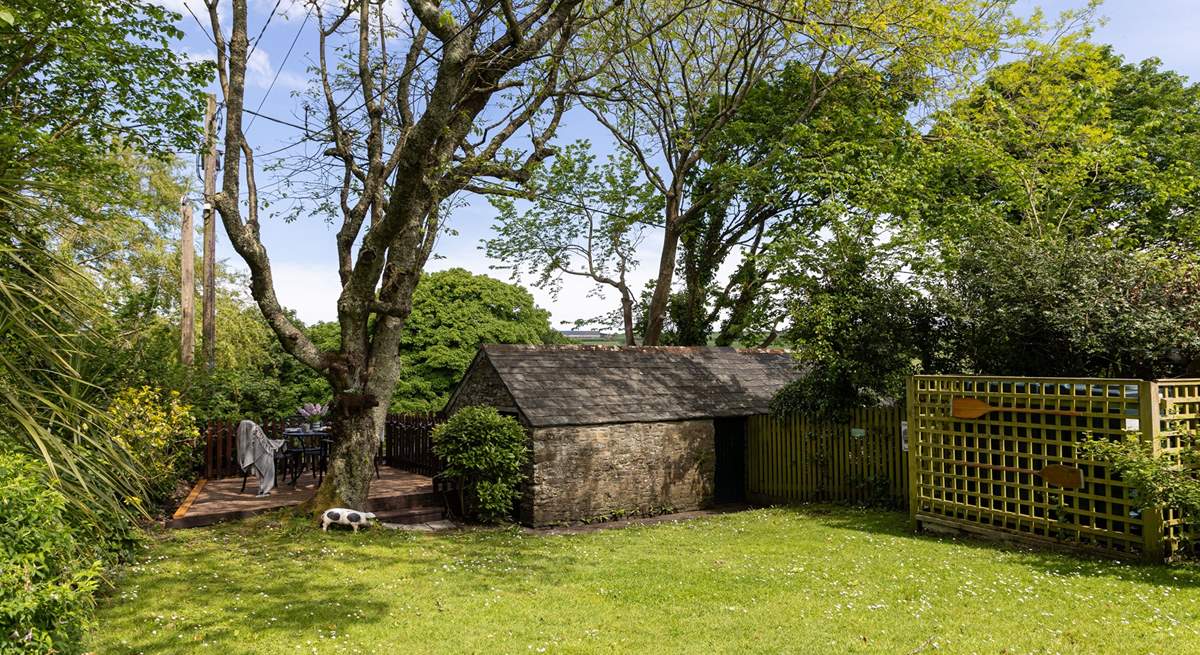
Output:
(201, 93), (218, 372)
(906, 375), (920, 529)
(1140, 380), (1164, 562)
(179, 197), (195, 366)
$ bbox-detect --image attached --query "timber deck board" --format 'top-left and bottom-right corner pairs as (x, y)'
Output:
(170, 466), (435, 528)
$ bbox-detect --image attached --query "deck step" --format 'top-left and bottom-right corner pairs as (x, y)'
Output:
(374, 506), (445, 525)
(365, 489), (441, 512)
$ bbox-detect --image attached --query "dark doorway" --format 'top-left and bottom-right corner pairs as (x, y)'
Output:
(713, 416), (747, 503)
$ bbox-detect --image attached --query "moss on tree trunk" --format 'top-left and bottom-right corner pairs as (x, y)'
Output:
(306, 407), (383, 518)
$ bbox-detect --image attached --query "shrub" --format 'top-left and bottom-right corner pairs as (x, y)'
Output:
(431, 406), (529, 523)
(106, 386), (200, 509)
(1080, 432), (1200, 519)
(931, 232), (1200, 379)
(0, 453), (99, 655)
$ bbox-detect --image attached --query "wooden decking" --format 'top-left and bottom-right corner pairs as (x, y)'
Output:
(170, 466), (440, 528)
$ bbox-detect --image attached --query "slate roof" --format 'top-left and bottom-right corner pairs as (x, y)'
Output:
(471, 344), (803, 428)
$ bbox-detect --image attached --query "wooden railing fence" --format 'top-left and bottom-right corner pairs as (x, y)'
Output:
(382, 413), (443, 476)
(199, 414), (445, 480)
(200, 419), (289, 479)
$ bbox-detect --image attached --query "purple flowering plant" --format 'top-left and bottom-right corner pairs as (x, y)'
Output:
(298, 402), (329, 420)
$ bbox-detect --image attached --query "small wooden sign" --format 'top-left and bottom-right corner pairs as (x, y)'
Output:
(1039, 464), (1084, 490)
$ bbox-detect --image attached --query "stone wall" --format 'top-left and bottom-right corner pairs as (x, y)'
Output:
(445, 355), (522, 419)
(522, 419), (715, 526)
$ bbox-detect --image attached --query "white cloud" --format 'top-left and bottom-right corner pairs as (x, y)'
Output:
(275, 69), (310, 91)
(247, 49), (273, 84)
(245, 46), (310, 92)
(270, 260), (342, 324)
(182, 47), (217, 66)
(252, 0), (307, 21)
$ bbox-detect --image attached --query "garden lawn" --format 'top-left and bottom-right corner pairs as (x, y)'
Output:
(93, 506), (1200, 654)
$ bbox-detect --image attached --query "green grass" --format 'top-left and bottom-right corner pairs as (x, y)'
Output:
(93, 506), (1200, 654)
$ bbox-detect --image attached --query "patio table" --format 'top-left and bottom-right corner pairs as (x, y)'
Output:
(282, 428), (332, 485)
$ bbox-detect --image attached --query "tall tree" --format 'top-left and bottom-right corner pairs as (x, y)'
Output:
(485, 141), (658, 345)
(393, 268), (564, 412)
(918, 42), (1200, 250)
(674, 61), (920, 345)
(577, 1), (790, 344)
(769, 214), (935, 419)
(770, 39), (1200, 412)
(903, 42), (1200, 379)
(203, 0), (619, 509)
(0, 0), (207, 526)
(0, 0), (207, 199)
(579, 0), (1032, 345)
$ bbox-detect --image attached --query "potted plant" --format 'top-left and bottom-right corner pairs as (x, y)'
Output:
(298, 402), (329, 431)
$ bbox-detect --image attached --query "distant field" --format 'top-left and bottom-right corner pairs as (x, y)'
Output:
(563, 337), (745, 347)
(564, 337), (627, 346)
(93, 506), (1200, 654)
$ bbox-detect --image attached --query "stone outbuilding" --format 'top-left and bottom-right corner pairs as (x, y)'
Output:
(444, 344), (801, 526)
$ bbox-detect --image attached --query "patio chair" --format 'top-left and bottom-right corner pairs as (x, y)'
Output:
(235, 420), (288, 496)
(235, 450), (295, 494)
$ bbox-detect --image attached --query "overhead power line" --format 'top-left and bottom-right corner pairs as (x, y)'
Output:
(183, 1), (217, 47)
(247, 6), (312, 131)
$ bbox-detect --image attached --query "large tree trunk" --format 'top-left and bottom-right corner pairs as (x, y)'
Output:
(318, 406), (383, 510)
(714, 286), (755, 346)
(675, 254), (711, 346)
(643, 193), (681, 345)
(620, 288), (635, 345)
(312, 347), (398, 512)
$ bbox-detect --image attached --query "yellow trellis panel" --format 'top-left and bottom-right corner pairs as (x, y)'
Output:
(908, 375), (1198, 562)
(1157, 379), (1200, 554)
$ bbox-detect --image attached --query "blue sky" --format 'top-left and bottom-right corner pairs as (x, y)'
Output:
(154, 0), (1200, 328)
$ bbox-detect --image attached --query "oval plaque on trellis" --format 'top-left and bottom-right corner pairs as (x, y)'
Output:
(908, 375), (1200, 561)
(1039, 464), (1084, 489)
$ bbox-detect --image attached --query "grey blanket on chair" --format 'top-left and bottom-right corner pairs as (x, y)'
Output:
(237, 420), (286, 495)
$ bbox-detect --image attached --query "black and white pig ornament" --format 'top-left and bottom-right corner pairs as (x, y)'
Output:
(320, 507), (377, 532)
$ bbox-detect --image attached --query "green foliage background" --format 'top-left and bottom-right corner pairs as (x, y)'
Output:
(392, 268), (566, 413)
(771, 41), (1200, 417)
(0, 453), (100, 655)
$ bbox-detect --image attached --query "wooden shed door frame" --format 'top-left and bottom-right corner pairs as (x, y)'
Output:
(713, 416), (748, 503)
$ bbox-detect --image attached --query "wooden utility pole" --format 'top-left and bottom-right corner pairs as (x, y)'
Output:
(201, 93), (218, 371)
(179, 197), (195, 366)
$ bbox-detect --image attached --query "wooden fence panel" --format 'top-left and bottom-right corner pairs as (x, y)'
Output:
(747, 406), (908, 508)
(907, 375), (1161, 559)
(1157, 379), (1200, 555)
(201, 419), (287, 479)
